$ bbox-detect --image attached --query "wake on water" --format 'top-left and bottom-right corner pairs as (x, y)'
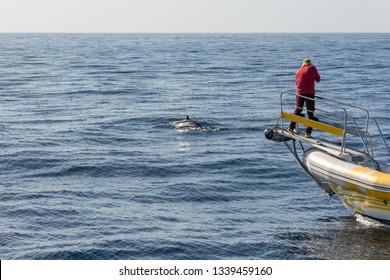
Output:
(354, 213), (390, 228)
(172, 126), (221, 133)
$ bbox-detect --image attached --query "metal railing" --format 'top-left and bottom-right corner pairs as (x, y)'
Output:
(278, 90), (390, 167)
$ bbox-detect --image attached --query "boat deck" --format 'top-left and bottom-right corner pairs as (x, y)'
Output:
(274, 126), (370, 164)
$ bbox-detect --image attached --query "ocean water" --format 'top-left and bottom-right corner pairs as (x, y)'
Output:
(1, 33), (390, 260)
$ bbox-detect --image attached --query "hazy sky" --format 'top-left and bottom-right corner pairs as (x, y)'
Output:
(1, 0), (389, 33)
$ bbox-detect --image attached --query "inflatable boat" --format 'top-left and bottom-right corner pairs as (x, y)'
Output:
(265, 91), (390, 223)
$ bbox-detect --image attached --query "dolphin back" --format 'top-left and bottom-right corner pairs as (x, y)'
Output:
(169, 116), (201, 129)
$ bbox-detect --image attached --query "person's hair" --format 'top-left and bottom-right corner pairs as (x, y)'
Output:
(302, 58), (312, 66)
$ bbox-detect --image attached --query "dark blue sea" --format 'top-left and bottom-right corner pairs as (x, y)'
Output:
(1, 33), (390, 260)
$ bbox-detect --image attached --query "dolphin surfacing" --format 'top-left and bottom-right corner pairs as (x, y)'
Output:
(169, 115), (202, 129)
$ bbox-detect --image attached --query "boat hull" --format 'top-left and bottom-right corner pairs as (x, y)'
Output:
(304, 149), (390, 222)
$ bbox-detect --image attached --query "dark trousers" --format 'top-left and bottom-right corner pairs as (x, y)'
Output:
(289, 94), (315, 134)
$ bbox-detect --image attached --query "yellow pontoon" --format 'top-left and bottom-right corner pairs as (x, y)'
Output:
(265, 91), (390, 223)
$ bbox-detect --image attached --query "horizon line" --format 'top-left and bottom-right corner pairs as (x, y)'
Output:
(1, 31), (389, 34)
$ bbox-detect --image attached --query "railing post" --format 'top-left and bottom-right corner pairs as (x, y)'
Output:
(341, 108), (348, 154)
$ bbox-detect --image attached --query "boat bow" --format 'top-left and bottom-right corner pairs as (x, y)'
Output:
(265, 91), (390, 222)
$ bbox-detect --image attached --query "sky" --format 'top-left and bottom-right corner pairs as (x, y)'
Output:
(0, 0), (389, 33)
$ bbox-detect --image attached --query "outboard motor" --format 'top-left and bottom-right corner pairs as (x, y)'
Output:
(264, 128), (286, 142)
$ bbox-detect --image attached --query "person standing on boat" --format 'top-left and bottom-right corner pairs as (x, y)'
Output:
(288, 58), (321, 138)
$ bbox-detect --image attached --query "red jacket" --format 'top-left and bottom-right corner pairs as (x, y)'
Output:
(296, 65), (320, 94)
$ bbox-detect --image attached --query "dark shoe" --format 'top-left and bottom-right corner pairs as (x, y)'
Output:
(288, 127), (296, 133)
